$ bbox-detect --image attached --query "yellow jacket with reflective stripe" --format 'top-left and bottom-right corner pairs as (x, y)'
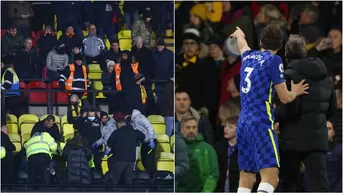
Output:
(24, 132), (57, 159)
(71, 100), (82, 118)
(0, 146), (6, 159)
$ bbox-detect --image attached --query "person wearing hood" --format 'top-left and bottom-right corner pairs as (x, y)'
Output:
(46, 42), (69, 81)
(101, 59), (117, 114)
(1, 56), (21, 118)
(276, 35), (337, 192)
(176, 114), (219, 192)
(131, 10), (154, 49)
(59, 53), (90, 99)
(92, 111), (117, 149)
(127, 109), (157, 178)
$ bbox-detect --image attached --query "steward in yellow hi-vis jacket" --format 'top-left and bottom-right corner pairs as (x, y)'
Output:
(0, 146), (5, 159)
(24, 132), (57, 185)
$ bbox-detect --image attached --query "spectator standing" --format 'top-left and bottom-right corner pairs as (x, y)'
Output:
(176, 115), (219, 192)
(74, 109), (102, 172)
(93, 2), (121, 42)
(63, 132), (92, 185)
(58, 54), (90, 99)
(8, 1), (35, 38)
(66, 94), (91, 125)
(123, 2), (140, 30)
(13, 37), (41, 79)
(24, 132), (57, 185)
(46, 42), (69, 81)
(1, 60), (21, 118)
(1, 25), (24, 57)
(30, 1), (54, 32)
(160, 2), (174, 35)
(1, 126), (16, 184)
(58, 24), (83, 58)
(131, 10), (154, 49)
(54, 2), (82, 37)
(152, 38), (174, 114)
(162, 78), (174, 137)
(107, 117), (145, 185)
(37, 25), (57, 66)
(277, 36), (336, 192)
(175, 89), (214, 146)
(128, 109), (157, 178)
(101, 60), (117, 113)
(104, 40), (122, 70)
(82, 24), (106, 64)
(92, 111), (117, 148)
(215, 101), (240, 192)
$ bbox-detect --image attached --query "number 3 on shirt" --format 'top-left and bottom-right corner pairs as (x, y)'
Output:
(241, 67), (254, 93)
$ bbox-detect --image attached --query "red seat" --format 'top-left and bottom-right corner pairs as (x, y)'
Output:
(1, 29), (6, 37)
(19, 81), (27, 89)
(42, 66), (47, 79)
(31, 38), (37, 48)
(27, 81), (48, 104)
(30, 30), (36, 39)
(51, 81), (68, 104)
(19, 81), (27, 104)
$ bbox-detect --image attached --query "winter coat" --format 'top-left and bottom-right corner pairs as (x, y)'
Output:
(176, 134), (219, 192)
(276, 57), (337, 151)
(46, 48), (69, 72)
(327, 142), (342, 192)
(8, 2), (35, 27)
(93, 2), (121, 28)
(37, 34), (57, 63)
(94, 118), (117, 147)
(175, 133), (189, 178)
(131, 46), (155, 82)
(152, 47), (174, 80)
(1, 32), (25, 56)
(13, 48), (41, 78)
(131, 19), (154, 49)
(307, 48), (342, 77)
(30, 120), (61, 142)
(101, 71), (116, 98)
(63, 139), (92, 184)
(130, 109), (157, 143)
(162, 80), (174, 117)
(58, 33), (83, 55)
(74, 116), (102, 147)
(82, 35), (105, 58)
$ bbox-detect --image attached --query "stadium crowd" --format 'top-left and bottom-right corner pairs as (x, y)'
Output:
(175, 1), (342, 192)
(1, 1), (174, 191)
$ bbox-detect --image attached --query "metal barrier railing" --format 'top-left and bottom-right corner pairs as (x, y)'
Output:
(2, 79), (171, 114)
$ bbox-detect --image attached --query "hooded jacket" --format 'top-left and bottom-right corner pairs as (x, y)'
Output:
(130, 109), (157, 142)
(176, 134), (219, 192)
(94, 117), (117, 147)
(276, 57), (337, 151)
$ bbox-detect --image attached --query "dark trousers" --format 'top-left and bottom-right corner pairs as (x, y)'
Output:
(28, 153), (51, 185)
(5, 96), (21, 118)
(141, 139), (157, 176)
(92, 148), (102, 172)
(111, 161), (135, 185)
(1, 152), (16, 184)
(279, 150), (330, 192)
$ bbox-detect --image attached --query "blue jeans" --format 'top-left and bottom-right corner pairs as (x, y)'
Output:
(165, 116), (174, 137)
(124, 11), (140, 30)
(98, 23), (118, 42)
(161, 2), (174, 32)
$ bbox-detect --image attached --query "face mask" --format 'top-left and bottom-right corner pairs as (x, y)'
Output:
(88, 117), (95, 121)
(57, 47), (66, 54)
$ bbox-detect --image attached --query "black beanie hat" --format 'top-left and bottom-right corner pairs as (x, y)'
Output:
(183, 28), (201, 45)
(74, 53), (83, 62)
(100, 111), (108, 119)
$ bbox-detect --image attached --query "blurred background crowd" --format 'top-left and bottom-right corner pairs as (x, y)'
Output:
(175, 1), (342, 192)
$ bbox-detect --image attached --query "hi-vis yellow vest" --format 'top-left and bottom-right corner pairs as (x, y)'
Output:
(0, 146), (5, 159)
(24, 132), (57, 159)
(71, 100), (82, 118)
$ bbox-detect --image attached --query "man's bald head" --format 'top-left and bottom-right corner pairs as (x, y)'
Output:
(88, 24), (97, 35)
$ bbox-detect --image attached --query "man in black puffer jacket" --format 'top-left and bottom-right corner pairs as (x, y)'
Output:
(276, 35), (337, 192)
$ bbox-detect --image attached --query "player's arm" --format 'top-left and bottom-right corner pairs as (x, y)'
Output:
(230, 26), (251, 54)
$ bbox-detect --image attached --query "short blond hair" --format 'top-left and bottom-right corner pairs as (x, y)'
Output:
(180, 114), (197, 128)
(219, 101), (240, 124)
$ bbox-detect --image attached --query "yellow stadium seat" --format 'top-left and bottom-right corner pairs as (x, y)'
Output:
(166, 29), (173, 37)
(93, 81), (103, 91)
(164, 38), (173, 44)
(88, 64), (102, 73)
(152, 124), (166, 134)
(61, 115), (68, 126)
(83, 30), (88, 37)
(167, 46), (174, 52)
(152, 32), (156, 40)
(156, 160), (174, 173)
(157, 134), (170, 143)
(8, 133), (21, 142)
(119, 38), (132, 51)
(96, 92), (106, 99)
(40, 115), (60, 124)
(19, 114), (38, 126)
(148, 115), (165, 124)
(57, 30), (62, 40)
(13, 141), (22, 152)
(21, 133), (31, 145)
(156, 142), (171, 153)
(88, 72), (102, 80)
(7, 123), (19, 134)
(6, 114), (18, 124)
(53, 14), (57, 31)
(136, 159), (145, 171)
(63, 124), (74, 137)
(118, 30), (131, 39)
(21, 124), (35, 136)
(64, 133), (74, 142)
(159, 152), (174, 161)
(170, 135), (175, 147)
(104, 38), (110, 50)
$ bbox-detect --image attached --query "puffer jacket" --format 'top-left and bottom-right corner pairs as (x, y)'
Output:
(46, 48), (69, 71)
(82, 34), (105, 57)
(130, 109), (157, 142)
(94, 118), (117, 146)
(63, 140), (92, 184)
